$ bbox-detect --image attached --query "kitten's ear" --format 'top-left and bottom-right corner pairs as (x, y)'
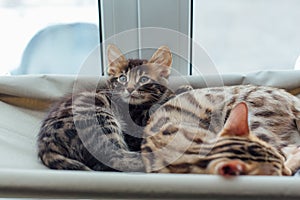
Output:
(220, 102), (250, 137)
(148, 46), (172, 78)
(149, 46), (172, 67)
(107, 44), (128, 76)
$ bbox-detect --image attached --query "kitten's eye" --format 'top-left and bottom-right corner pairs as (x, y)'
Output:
(139, 76), (150, 83)
(118, 75), (127, 83)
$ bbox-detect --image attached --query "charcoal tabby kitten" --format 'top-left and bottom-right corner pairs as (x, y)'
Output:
(37, 45), (191, 171)
(142, 85), (300, 176)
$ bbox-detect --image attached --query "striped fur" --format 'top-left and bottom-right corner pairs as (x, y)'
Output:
(37, 45), (192, 171)
(142, 85), (300, 176)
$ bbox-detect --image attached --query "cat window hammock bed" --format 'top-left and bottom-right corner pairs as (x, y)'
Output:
(1, 71), (300, 199)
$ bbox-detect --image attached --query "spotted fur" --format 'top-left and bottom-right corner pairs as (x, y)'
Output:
(37, 45), (192, 171)
(142, 85), (300, 176)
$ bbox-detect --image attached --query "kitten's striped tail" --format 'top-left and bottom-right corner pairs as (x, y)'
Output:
(40, 152), (91, 171)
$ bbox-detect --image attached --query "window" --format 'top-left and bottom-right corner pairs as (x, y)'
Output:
(2, 0), (298, 76)
(193, 0), (300, 74)
(0, 0), (99, 75)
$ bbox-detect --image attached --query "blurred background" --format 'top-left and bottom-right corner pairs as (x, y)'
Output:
(0, 0), (98, 75)
(0, 0), (299, 75)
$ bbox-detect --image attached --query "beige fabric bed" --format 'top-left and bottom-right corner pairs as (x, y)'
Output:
(1, 71), (300, 199)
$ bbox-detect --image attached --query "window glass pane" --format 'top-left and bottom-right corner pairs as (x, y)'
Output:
(0, 0), (99, 75)
(193, 0), (300, 74)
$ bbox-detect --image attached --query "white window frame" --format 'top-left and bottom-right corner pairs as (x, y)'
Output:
(99, 0), (192, 76)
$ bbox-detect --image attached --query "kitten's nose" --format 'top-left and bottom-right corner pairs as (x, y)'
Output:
(127, 88), (135, 93)
(218, 160), (246, 176)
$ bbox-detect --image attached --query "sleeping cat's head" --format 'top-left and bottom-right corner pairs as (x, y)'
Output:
(106, 44), (172, 105)
(142, 102), (291, 176)
(205, 102), (291, 176)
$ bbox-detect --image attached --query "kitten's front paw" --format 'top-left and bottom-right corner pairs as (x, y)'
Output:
(175, 85), (193, 95)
